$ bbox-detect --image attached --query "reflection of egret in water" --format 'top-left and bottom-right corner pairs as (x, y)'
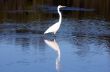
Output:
(44, 39), (61, 71)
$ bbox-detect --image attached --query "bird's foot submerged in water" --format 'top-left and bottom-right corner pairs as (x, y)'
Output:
(43, 33), (56, 40)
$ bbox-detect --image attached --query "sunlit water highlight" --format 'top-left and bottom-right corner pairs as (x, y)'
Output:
(0, 19), (110, 72)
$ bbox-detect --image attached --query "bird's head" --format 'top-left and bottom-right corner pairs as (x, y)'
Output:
(58, 5), (66, 8)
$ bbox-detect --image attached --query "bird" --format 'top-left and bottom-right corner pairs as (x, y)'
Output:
(44, 5), (66, 35)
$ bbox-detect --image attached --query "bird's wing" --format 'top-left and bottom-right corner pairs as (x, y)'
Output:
(44, 22), (59, 34)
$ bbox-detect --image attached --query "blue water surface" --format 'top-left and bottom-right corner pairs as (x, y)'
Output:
(0, 19), (110, 72)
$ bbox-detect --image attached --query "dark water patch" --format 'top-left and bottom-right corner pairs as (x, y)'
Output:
(0, 19), (110, 37)
(40, 5), (95, 14)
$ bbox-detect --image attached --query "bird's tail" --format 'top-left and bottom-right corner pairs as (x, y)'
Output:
(44, 31), (47, 34)
(44, 29), (51, 34)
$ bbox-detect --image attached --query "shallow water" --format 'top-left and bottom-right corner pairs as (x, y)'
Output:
(0, 19), (110, 72)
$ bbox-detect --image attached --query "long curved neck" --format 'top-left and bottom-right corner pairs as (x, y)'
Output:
(58, 7), (62, 24)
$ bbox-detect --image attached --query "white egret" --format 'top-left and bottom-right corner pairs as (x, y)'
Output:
(44, 5), (66, 34)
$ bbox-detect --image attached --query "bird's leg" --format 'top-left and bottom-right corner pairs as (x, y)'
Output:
(54, 32), (56, 36)
(53, 32), (55, 35)
(53, 32), (56, 37)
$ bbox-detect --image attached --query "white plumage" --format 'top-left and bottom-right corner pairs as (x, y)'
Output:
(44, 5), (66, 34)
